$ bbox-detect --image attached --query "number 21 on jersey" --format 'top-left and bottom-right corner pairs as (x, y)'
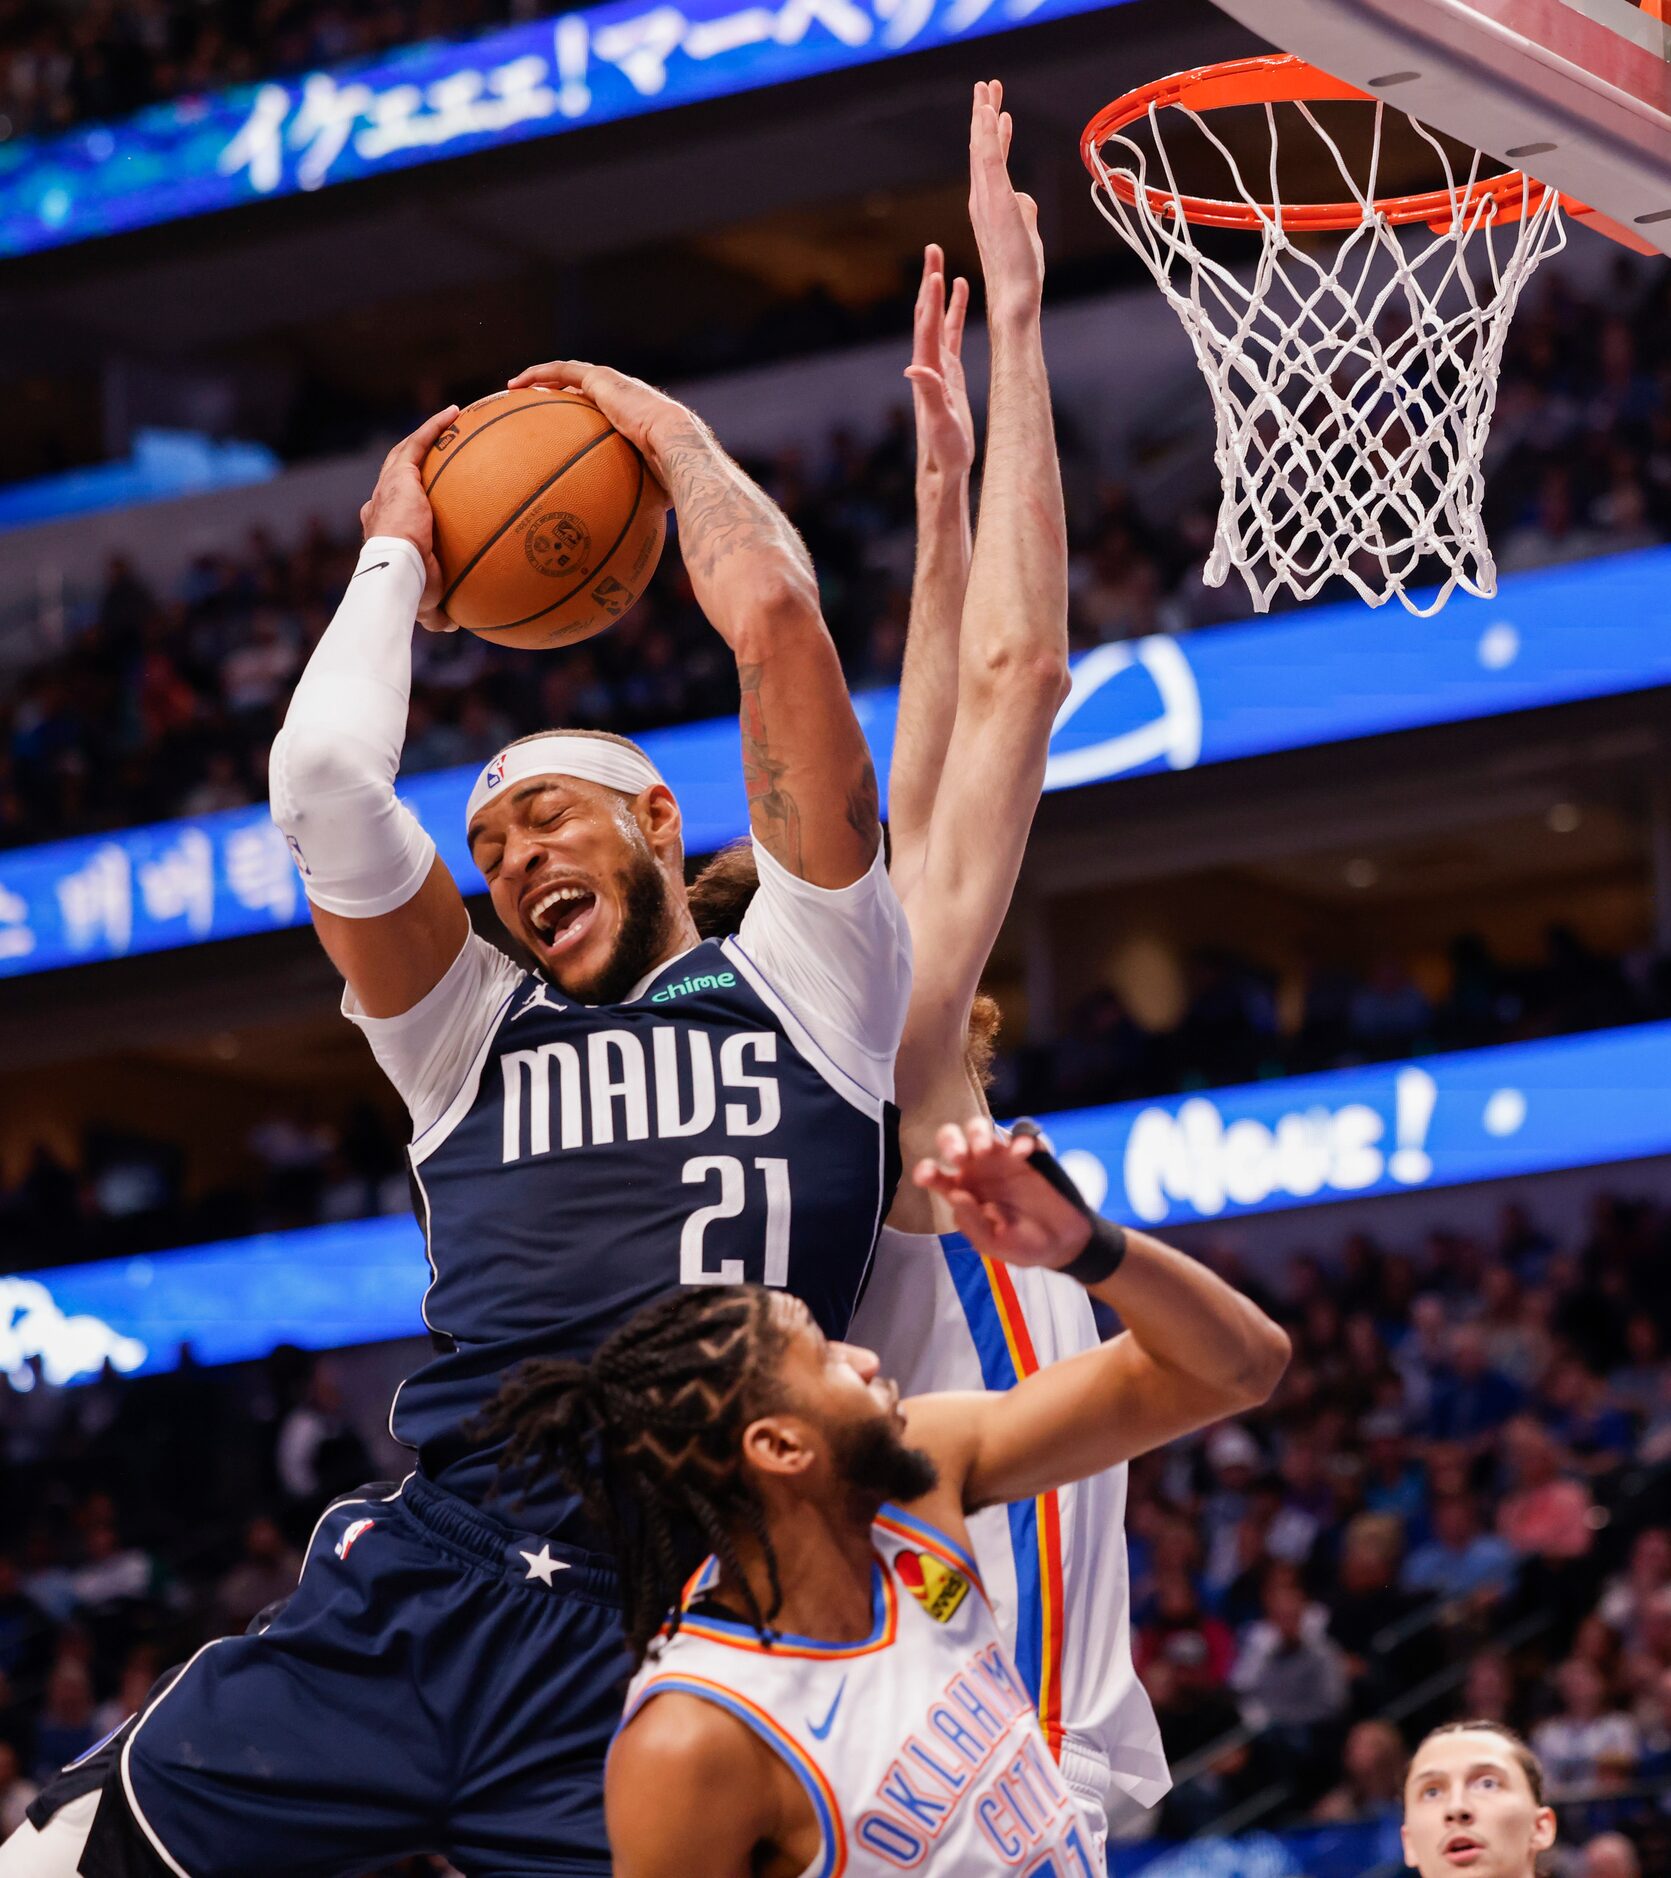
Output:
(681, 1156), (791, 1286)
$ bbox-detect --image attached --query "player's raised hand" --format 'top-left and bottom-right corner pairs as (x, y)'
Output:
(905, 243), (974, 480)
(914, 1118), (1093, 1270)
(359, 404), (459, 632)
(968, 80), (1044, 325)
(507, 360), (682, 499)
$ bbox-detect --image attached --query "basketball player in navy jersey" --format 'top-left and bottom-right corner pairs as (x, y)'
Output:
(3, 363), (908, 1872)
(690, 82), (1172, 1852)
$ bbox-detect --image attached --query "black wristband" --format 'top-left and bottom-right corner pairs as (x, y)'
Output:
(1009, 1120), (1128, 1288)
(1062, 1215), (1128, 1287)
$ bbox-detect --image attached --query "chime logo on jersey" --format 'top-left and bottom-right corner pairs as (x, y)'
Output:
(335, 1518), (375, 1560)
(895, 1549), (970, 1623)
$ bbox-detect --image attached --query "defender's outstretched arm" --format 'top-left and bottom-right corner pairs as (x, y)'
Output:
(888, 245), (975, 903)
(508, 361), (880, 890)
(907, 1120), (1291, 1508)
(894, 85), (1070, 1099)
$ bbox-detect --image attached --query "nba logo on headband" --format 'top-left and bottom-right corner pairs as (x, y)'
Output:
(483, 753), (508, 793)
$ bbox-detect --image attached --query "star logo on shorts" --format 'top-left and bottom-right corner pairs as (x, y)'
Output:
(520, 1544), (569, 1587)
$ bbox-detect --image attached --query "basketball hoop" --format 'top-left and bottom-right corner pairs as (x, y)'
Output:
(1082, 53), (1571, 615)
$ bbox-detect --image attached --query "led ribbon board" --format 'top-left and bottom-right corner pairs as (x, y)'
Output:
(1, 544), (1667, 979)
(0, 0), (1115, 259)
(14, 1019), (1671, 1384)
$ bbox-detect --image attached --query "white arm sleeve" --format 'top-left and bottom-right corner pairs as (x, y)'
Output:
(729, 838), (913, 1104)
(268, 537), (436, 919)
(344, 929), (526, 1140)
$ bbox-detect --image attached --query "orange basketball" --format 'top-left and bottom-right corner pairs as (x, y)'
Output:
(422, 386), (665, 649)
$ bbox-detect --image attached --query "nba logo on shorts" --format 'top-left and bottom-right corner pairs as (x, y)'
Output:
(336, 1518), (376, 1560)
(483, 753), (507, 793)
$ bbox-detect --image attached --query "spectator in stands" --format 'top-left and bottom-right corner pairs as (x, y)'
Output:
(0, 1741), (36, 1840)
(1360, 1412), (1428, 1533)
(1530, 1659), (1640, 1800)
(213, 1516), (301, 1634)
(1402, 1492), (1519, 1607)
(1326, 1512), (1432, 1715)
(1427, 1322), (1524, 1445)
(1200, 1422), (1265, 1597)
(1133, 1573), (1237, 1688)
(1592, 1532), (1667, 1652)
(1394, 1295), (1453, 1430)
(1229, 1566), (1350, 1755)
(1461, 1647), (1521, 1730)
(30, 1653), (97, 1784)
(1497, 1417), (1596, 1565)
(1536, 1357), (1636, 1478)
(1576, 1834), (1641, 1878)
(1311, 1718), (1406, 1824)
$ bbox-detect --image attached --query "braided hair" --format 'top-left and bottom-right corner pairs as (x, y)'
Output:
(478, 1285), (790, 1666)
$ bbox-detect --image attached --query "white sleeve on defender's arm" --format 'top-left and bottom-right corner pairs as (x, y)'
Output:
(729, 838), (913, 1106)
(267, 536), (436, 920)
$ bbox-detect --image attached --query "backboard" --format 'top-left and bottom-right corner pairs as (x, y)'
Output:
(1206, 0), (1671, 254)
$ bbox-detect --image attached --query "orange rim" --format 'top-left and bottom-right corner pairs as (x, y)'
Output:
(1080, 52), (1560, 234)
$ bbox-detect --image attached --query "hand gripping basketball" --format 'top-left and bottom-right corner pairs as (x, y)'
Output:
(359, 404), (461, 633)
(507, 360), (680, 499)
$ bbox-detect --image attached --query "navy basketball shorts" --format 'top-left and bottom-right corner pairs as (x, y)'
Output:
(98, 1475), (626, 1878)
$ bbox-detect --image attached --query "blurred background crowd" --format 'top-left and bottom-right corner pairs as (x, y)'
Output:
(2, 260), (1668, 858)
(2, 1187), (1668, 1873)
(0, 0), (533, 139)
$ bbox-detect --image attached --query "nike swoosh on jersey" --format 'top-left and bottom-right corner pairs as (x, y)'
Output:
(807, 1676), (847, 1741)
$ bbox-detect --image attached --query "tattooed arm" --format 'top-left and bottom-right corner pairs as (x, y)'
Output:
(508, 360), (880, 888)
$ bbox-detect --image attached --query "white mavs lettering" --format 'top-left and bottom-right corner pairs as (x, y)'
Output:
(501, 1026), (781, 1162)
(854, 1644), (1085, 1871)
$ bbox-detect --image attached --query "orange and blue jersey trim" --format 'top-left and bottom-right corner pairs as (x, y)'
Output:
(622, 1672), (847, 1877)
(673, 1557), (900, 1659)
(875, 1503), (986, 1594)
(940, 1232), (1067, 1756)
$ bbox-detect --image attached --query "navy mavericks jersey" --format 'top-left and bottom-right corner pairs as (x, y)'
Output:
(397, 936), (899, 1537)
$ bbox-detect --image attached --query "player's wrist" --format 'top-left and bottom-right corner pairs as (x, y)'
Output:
(1009, 1120), (1128, 1288)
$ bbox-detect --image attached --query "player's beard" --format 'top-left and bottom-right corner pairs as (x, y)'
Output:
(546, 839), (677, 1005)
(830, 1412), (940, 1510)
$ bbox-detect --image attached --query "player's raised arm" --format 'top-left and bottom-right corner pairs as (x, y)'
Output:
(507, 360), (879, 889)
(268, 407), (473, 1019)
(898, 84), (1070, 1052)
(907, 1120), (1291, 1510)
(888, 245), (975, 903)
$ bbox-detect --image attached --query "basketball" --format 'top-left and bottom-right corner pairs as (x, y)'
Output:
(422, 386), (666, 649)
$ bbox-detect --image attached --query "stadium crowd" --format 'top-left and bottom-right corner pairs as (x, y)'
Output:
(1, 1186), (1668, 1872)
(0, 0), (531, 139)
(1120, 1185), (1671, 1872)
(1, 257), (1668, 857)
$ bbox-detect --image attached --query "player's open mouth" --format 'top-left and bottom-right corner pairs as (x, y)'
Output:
(1442, 1834), (1484, 1864)
(525, 885), (598, 955)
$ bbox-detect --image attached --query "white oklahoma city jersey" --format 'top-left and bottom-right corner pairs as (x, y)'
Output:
(848, 1228), (1169, 1815)
(622, 1506), (1103, 1877)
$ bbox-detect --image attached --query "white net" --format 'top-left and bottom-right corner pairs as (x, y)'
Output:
(1087, 85), (1568, 615)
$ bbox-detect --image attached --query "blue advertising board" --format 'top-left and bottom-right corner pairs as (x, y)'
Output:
(9, 1019), (1671, 1385)
(1, 543), (1667, 980)
(0, 0), (1115, 260)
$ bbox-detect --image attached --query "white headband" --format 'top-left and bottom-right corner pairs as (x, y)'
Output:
(466, 735), (666, 825)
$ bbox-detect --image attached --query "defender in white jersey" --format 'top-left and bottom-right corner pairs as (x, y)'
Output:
(480, 1116), (1288, 1877)
(687, 85), (1168, 1828)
